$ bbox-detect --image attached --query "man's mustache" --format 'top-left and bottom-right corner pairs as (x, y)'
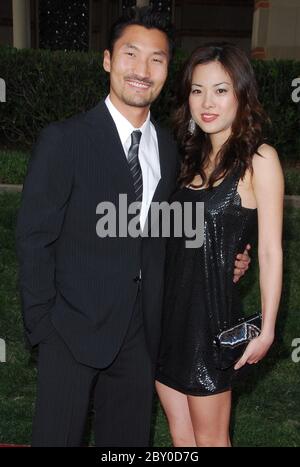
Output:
(125, 75), (153, 86)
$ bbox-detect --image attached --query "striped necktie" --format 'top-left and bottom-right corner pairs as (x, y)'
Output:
(127, 130), (143, 202)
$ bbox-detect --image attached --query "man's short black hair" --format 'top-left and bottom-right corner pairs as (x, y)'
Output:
(107, 7), (175, 60)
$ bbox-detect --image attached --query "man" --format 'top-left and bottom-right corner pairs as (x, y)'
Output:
(16, 8), (250, 447)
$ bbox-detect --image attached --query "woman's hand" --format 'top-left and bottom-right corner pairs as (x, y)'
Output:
(234, 333), (274, 370)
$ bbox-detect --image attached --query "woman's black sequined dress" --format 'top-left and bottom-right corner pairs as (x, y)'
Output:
(156, 170), (258, 396)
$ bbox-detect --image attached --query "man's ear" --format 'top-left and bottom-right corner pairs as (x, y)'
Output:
(103, 50), (111, 73)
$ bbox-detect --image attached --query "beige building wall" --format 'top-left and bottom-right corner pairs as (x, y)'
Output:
(1, 0), (300, 59)
(252, 0), (300, 59)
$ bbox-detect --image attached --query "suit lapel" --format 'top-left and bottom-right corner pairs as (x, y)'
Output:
(84, 100), (136, 201)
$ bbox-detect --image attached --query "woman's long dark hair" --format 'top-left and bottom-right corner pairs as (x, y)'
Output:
(174, 43), (270, 188)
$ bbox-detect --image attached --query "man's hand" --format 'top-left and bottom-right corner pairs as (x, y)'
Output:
(233, 244), (251, 283)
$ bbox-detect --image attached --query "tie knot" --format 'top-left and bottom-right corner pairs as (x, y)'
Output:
(131, 130), (142, 146)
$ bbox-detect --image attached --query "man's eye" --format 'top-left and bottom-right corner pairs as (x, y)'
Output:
(153, 58), (163, 63)
(126, 52), (135, 57)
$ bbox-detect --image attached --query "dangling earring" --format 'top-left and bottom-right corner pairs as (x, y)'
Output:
(188, 118), (196, 135)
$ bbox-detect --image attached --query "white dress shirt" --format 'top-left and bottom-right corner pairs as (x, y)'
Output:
(105, 95), (161, 230)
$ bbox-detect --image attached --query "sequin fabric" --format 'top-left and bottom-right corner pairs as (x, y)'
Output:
(156, 170), (258, 395)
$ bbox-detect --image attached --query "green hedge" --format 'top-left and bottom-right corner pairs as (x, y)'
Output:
(254, 59), (300, 160)
(0, 46), (299, 161)
(284, 167), (300, 195)
(0, 47), (108, 148)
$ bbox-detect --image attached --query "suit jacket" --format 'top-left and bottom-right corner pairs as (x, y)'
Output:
(16, 100), (179, 368)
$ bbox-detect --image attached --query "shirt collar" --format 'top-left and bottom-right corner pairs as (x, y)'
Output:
(105, 95), (151, 147)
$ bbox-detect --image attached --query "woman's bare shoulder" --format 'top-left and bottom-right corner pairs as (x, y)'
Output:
(253, 144), (279, 162)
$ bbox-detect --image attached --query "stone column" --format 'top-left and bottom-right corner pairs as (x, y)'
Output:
(12, 0), (31, 49)
(0, 78), (6, 103)
(251, 1), (270, 59)
(252, 0), (300, 60)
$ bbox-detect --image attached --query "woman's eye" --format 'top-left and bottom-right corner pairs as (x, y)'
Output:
(217, 88), (227, 94)
(192, 89), (201, 94)
(126, 52), (135, 57)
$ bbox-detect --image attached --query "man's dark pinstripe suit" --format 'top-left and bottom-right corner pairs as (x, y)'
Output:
(16, 100), (179, 446)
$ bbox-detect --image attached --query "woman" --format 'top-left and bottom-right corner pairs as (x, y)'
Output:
(155, 43), (284, 447)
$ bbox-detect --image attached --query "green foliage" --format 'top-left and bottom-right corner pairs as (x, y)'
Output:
(0, 46), (108, 148)
(284, 168), (300, 195)
(253, 59), (300, 161)
(0, 46), (299, 161)
(0, 151), (29, 184)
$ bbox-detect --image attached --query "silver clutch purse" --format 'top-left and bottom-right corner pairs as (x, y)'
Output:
(214, 312), (262, 370)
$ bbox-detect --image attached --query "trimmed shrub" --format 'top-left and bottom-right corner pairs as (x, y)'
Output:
(0, 46), (299, 162)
